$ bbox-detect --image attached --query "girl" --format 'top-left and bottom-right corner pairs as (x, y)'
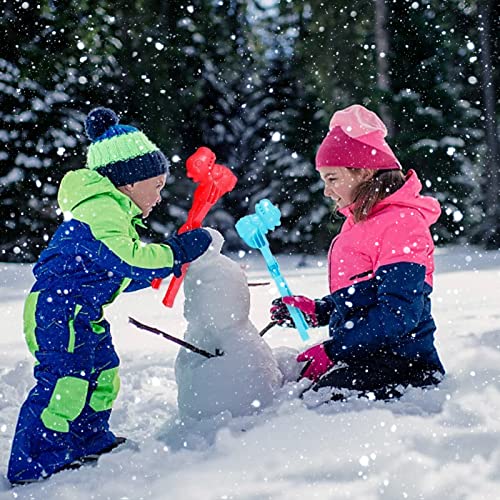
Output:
(271, 104), (445, 399)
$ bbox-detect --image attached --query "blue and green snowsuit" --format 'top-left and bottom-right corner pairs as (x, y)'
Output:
(8, 169), (178, 483)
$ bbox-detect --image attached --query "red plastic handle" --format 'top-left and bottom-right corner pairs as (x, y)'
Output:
(151, 148), (237, 308)
(161, 263), (189, 306)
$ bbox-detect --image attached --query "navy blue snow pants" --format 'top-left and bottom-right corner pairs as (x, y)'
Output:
(7, 288), (121, 483)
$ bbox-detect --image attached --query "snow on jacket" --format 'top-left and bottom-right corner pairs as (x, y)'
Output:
(31, 169), (176, 321)
(316, 169), (445, 372)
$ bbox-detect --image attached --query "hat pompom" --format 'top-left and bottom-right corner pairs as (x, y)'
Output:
(329, 104), (387, 138)
(85, 107), (119, 141)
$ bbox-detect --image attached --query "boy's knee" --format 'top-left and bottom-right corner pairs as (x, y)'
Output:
(89, 367), (120, 412)
(40, 376), (89, 432)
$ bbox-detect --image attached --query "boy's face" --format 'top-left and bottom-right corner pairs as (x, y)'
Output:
(118, 174), (167, 218)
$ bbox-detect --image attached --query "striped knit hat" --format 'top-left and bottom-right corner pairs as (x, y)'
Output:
(85, 107), (169, 187)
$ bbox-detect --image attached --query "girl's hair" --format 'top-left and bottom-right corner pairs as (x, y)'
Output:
(351, 169), (406, 223)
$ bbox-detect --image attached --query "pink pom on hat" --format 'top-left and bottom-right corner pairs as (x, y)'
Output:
(315, 104), (401, 170)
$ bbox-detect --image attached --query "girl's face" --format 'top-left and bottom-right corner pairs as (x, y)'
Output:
(118, 174), (167, 218)
(318, 167), (372, 209)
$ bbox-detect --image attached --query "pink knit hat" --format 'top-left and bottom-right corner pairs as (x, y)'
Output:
(315, 104), (401, 170)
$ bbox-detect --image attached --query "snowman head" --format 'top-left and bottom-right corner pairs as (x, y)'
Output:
(184, 228), (250, 330)
(188, 227), (224, 271)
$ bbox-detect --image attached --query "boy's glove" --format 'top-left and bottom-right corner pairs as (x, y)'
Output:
(296, 343), (335, 382)
(270, 295), (319, 328)
(166, 228), (212, 277)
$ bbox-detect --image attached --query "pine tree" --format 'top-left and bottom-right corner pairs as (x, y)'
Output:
(387, 0), (486, 245)
(102, 0), (258, 243)
(0, 57), (78, 261)
(0, 0), (123, 262)
(241, 0), (330, 253)
(468, 0), (500, 248)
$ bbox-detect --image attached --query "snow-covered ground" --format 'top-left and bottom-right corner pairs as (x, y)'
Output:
(1, 245), (500, 499)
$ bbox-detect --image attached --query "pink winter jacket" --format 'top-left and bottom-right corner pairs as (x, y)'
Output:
(317, 170), (444, 372)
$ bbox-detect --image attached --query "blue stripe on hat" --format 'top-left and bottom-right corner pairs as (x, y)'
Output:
(93, 125), (138, 143)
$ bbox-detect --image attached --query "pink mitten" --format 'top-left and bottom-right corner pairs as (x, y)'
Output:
(297, 343), (334, 381)
(282, 295), (318, 327)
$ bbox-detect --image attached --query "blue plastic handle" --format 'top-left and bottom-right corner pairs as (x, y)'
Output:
(259, 245), (310, 341)
(235, 199), (310, 341)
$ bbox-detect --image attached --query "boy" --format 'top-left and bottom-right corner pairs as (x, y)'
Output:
(7, 107), (212, 484)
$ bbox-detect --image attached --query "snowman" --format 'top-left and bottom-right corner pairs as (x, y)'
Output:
(175, 228), (284, 419)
